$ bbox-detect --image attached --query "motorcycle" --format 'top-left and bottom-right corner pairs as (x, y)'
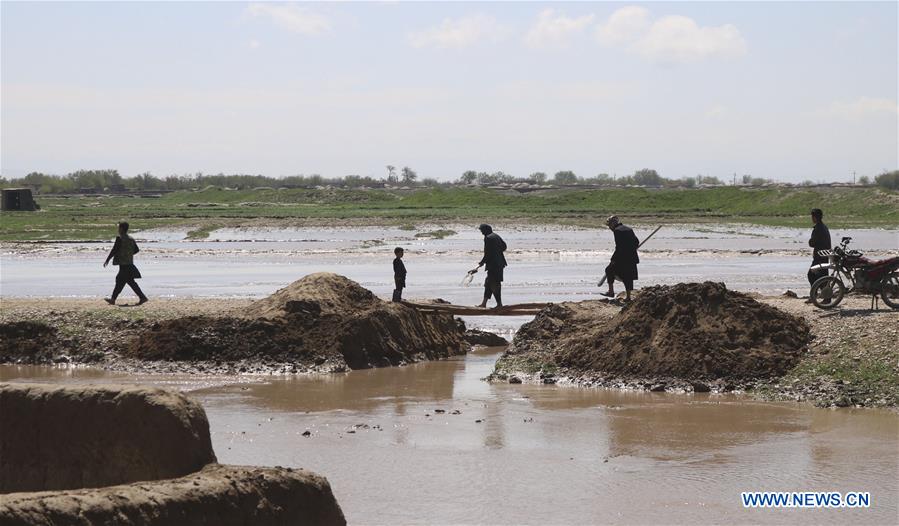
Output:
(809, 236), (899, 310)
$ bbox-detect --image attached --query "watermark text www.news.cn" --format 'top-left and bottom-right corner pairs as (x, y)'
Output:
(742, 492), (870, 508)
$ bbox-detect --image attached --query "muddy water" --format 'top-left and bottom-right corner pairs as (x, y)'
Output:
(2, 350), (897, 525)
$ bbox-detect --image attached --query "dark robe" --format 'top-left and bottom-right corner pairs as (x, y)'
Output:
(807, 222), (831, 286)
(607, 224), (639, 288)
(479, 232), (508, 282)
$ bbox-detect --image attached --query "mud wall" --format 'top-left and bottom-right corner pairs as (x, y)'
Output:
(0, 383), (216, 493)
(0, 464), (346, 526)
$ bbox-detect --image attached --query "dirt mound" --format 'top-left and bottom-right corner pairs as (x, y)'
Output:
(508, 282), (810, 381)
(129, 273), (465, 369)
(244, 273), (378, 319)
(1, 383), (215, 493)
(0, 321), (60, 363)
(124, 316), (322, 363)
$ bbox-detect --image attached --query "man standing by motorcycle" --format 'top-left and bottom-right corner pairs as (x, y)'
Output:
(807, 208), (832, 290)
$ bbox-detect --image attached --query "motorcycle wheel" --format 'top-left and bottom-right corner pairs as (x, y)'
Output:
(810, 276), (845, 309)
(880, 273), (899, 309)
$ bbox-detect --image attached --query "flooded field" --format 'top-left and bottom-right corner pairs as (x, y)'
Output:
(2, 348), (897, 524)
(2, 224), (896, 335)
(2, 225), (898, 523)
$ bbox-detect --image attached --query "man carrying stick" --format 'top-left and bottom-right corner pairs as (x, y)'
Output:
(469, 224), (507, 309)
(601, 215), (640, 302)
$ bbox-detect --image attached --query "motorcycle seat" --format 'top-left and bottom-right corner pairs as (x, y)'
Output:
(866, 256), (899, 268)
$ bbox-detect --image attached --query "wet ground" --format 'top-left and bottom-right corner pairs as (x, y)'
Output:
(2, 224), (896, 335)
(2, 225), (898, 523)
(2, 348), (896, 525)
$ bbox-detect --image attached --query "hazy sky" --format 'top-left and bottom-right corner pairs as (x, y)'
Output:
(2, 1), (897, 182)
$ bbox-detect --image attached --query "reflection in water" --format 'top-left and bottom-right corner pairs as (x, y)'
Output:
(1, 351), (897, 525)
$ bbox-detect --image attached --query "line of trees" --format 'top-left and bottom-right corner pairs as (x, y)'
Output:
(2, 168), (897, 194)
(875, 170), (899, 190)
(457, 168), (724, 187)
(0, 169), (430, 193)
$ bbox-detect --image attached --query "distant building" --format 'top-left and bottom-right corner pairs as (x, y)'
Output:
(1, 188), (38, 211)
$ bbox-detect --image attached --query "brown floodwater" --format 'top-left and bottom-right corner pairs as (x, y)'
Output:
(2, 349), (896, 525)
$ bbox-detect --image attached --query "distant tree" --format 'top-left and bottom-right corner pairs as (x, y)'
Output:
(401, 166), (418, 184)
(632, 169), (663, 186)
(476, 172), (496, 185)
(459, 171), (478, 184)
(529, 172), (547, 184)
(386, 165), (397, 184)
(593, 173), (612, 185)
(491, 171), (514, 183)
(875, 170), (899, 190)
(420, 177), (441, 187)
(134, 172), (164, 190)
(682, 177), (697, 188)
(553, 170), (578, 185)
(858, 175), (871, 185)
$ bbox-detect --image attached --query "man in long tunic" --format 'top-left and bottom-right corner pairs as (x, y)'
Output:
(807, 208), (832, 289)
(471, 224), (507, 308)
(103, 221), (148, 305)
(601, 215), (639, 302)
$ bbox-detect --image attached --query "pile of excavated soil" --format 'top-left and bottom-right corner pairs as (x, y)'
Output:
(243, 272), (378, 319)
(128, 273), (465, 369)
(509, 282), (810, 381)
(0, 321), (61, 363)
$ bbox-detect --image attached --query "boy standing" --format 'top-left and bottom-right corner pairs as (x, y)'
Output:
(393, 247), (406, 302)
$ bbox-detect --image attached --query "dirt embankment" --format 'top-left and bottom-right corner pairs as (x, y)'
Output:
(494, 282), (811, 391)
(0, 464), (345, 526)
(0, 383), (215, 493)
(0, 298), (254, 367)
(0, 383), (346, 525)
(127, 273), (465, 370)
(0, 274), (466, 373)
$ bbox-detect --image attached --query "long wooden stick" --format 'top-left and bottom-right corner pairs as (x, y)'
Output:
(598, 225), (662, 287)
(401, 301), (549, 316)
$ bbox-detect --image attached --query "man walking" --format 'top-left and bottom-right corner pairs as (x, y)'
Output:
(601, 215), (640, 302)
(103, 221), (148, 305)
(470, 224), (507, 308)
(807, 208), (832, 289)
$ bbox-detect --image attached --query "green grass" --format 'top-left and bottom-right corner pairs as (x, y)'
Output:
(186, 223), (225, 240)
(1, 186), (896, 241)
(414, 229), (457, 239)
